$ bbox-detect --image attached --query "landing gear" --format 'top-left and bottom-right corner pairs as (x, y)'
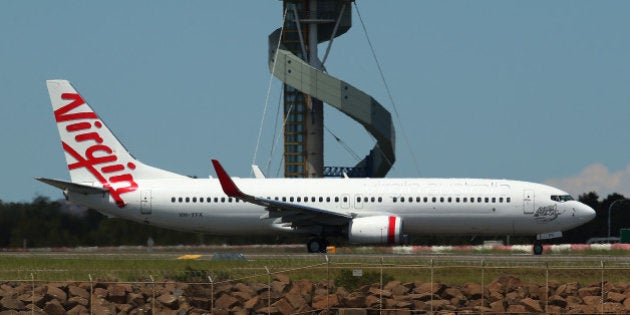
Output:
(533, 240), (543, 255)
(307, 237), (328, 253)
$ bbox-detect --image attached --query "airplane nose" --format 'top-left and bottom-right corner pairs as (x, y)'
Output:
(578, 203), (596, 222)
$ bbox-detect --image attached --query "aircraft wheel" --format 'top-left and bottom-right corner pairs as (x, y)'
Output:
(533, 241), (543, 255)
(307, 238), (327, 253)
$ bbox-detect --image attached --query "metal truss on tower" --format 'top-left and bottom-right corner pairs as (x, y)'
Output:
(269, 0), (395, 178)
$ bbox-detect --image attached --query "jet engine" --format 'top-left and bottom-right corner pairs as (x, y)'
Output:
(348, 215), (402, 244)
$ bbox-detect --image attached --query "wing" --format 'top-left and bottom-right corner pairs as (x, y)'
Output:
(211, 160), (352, 227)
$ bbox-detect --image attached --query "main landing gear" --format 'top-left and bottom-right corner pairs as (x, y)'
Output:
(307, 237), (328, 253)
(533, 240), (544, 255)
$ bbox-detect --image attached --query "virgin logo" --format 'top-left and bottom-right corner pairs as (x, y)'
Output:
(55, 93), (138, 208)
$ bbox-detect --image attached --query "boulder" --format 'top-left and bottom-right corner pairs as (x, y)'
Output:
(42, 300), (66, 315)
(68, 285), (90, 300)
(214, 293), (239, 310)
(242, 296), (260, 310)
(271, 298), (294, 315)
(607, 291), (626, 303)
(45, 285), (68, 302)
(312, 294), (339, 309)
(0, 297), (25, 310)
(66, 304), (89, 315)
(519, 297), (543, 313)
(342, 292), (366, 308)
(461, 283), (482, 300)
(157, 294), (179, 309)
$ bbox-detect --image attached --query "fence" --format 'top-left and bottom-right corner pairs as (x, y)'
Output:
(2, 254), (630, 314)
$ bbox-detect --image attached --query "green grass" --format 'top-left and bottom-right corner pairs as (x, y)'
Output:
(1, 253), (630, 287)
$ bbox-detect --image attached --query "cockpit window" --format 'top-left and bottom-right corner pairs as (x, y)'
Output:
(551, 195), (574, 202)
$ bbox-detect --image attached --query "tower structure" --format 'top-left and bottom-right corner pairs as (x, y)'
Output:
(269, 0), (395, 178)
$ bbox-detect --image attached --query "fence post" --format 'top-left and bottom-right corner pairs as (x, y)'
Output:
(481, 260), (485, 314)
(545, 262), (549, 314)
(208, 275), (214, 313)
(601, 260), (605, 314)
(380, 256), (384, 315)
(430, 259), (434, 314)
(88, 274), (93, 315)
(325, 255), (330, 312)
(265, 266), (271, 315)
(31, 273), (35, 315)
(149, 275), (155, 315)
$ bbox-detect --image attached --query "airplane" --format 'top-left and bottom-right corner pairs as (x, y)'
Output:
(38, 80), (596, 254)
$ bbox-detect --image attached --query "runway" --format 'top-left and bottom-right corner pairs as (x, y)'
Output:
(3, 245), (630, 265)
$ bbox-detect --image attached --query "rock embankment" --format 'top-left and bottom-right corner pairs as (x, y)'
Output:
(1, 274), (628, 314)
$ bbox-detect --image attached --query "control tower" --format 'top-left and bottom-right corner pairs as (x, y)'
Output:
(269, 0), (395, 178)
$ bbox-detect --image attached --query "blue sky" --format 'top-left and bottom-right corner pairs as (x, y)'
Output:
(1, 1), (629, 202)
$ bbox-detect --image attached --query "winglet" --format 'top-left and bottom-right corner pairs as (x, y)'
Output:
(212, 159), (246, 198)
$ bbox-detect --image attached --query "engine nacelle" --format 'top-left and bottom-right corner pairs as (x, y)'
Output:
(348, 215), (403, 244)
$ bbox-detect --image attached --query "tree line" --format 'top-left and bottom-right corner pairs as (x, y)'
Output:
(0, 192), (627, 248)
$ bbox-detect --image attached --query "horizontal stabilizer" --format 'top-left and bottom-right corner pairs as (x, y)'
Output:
(36, 177), (109, 195)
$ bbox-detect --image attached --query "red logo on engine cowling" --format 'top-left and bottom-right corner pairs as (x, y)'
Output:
(55, 93), (138, 208)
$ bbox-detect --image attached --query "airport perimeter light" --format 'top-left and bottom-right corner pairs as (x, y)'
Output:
(608, 198), (630, 239)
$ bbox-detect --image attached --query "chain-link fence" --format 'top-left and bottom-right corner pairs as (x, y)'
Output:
(2, 255), (630, 314)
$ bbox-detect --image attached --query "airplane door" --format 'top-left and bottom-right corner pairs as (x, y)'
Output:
(140, 190), (152, 215)
(354, 195), (364, 209)
(523, 189), (534, 214)
(341, 195), (350, 209)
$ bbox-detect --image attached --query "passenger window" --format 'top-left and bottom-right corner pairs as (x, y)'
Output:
(290, 197), (294, 202)
(297, 197), (301, 202)
(463, 197), (467, 203)
(228, 198), (233, 203)
(185, 197), (190, 203)
(492, 197), (496, 203)
(447, 197), (452, 203)
(432, 197), (437, 203)
(365, 197), (369, 202)
(507, 197), (511, 203)
(319, 197), (323, 202)
(401, 197), (405, 203)
(378, 197), (382, 202)
(499, 197), (503, 203)
(214, 197), (219, 203)
(282, 197), (286, 202)
(207, 197), (211, 203)
(335, 197), (339, 202)
(393, 197), (398, 203)
(440, 197), (444, 203)
(485, 197), (489, 203)
(371, 197), (375, 202)
(171, 197), (176, 203)
(456, 197), (460, 203)
(477, 197), (482, 203)
(326, 197), (331, 202)
(343, 197), (348, 202)
(312, 197), (316, 202)
(424, 197), (428, 202)
(192, 197), (197, 203)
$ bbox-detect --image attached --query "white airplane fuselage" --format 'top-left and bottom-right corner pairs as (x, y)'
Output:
(70, 176), (593, 237)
